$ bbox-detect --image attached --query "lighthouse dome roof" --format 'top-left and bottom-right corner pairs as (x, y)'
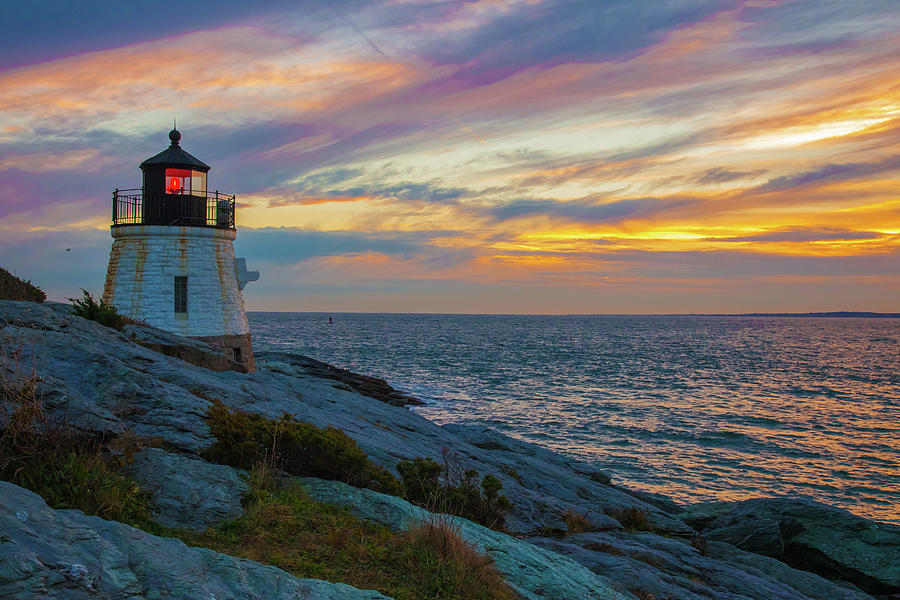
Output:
(140, 128), (210, 172)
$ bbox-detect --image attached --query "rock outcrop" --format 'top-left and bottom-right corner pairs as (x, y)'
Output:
(258, 352), (423, 406)
(123, 321), (247, 373)
(533, 531), (873, 600)
(2, 298), (898, 600)
(125, 447), (248, 531)
(0, 481), (390, 599)
(681, 498), (900, 597)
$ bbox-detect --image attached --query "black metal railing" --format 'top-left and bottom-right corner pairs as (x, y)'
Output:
(112, 188), (236, 228)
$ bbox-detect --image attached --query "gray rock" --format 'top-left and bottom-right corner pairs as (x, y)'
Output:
(681, 498), (900, 596)
(125, 448), (248, 531)
(0, 481), (392, 599)
(701, 515), (786, 556)
(703, 541), (873, 600)
(610, 485), (682, 515)
(258, 352), (423, 406)
(533, 534), (722, 600)
(441, 423), (693, 537)
(298, 477), (634, 600)
(123, 322), (245, 373)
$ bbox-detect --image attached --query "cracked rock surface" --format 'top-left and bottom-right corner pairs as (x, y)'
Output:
(0, 481), (390, 600)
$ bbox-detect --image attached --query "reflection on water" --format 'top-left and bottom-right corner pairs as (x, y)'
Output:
(250, 313), (900, 524)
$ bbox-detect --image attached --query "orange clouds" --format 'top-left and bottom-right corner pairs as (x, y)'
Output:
(0, 25), (427, 133)
(0, 148), (109, 172)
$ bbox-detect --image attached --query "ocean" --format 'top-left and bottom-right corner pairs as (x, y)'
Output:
(249, 313), (900, 524)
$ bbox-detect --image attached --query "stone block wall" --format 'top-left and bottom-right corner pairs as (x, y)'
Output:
(103, 225), (254, 370)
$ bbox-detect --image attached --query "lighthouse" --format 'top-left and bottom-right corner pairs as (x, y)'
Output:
(103, 128), (259, 371)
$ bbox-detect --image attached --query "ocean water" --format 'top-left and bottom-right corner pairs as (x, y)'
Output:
(249, 313), (900, 524)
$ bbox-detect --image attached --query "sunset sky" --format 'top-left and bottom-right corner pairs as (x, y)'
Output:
(2, 0), (899, 313)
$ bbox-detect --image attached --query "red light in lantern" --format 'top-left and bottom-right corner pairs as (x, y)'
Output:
(168, 177), (181, 193)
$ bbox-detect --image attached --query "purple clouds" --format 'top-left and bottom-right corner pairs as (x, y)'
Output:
(2, 0), (900, 311)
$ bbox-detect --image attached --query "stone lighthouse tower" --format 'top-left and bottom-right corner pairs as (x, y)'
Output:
(103, 128), (258, 371)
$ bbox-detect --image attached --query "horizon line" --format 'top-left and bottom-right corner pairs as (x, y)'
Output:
(246, 310), (900, 318)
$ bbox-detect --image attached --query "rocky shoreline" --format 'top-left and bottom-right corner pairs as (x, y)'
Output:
(1, 299), (897, 599)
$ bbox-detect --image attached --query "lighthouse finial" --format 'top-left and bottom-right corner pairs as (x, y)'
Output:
(169, 118), (181, 146)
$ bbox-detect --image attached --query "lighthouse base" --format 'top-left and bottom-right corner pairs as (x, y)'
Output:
(193, 332), (256, 372)
(104, 224), (256, 372)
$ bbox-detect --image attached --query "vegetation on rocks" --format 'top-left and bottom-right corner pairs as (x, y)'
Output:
(630, 588), (673, 600)
(178, 470), (517, 600)
(606, 506), (654, 532)
(69, 289), (128, 331)
(0, 267), (45, 303)
(0, 373), (516, 600)
(0, 376), (515, 600)
(0, 367), (152, 526)
(563, 509), (593, 535)
(203, 401), (512, 529)
(398, 455), (511, 530)
(202, 399), (403, 495)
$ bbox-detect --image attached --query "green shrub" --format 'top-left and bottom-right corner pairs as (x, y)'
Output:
(398, 456), (511, 530)
(397, 456), (442, 502)
(177, 474), (516, 600)
(0, 368), (152, 526)
(0, 267), (45, 302)
(202, 403), (510, 529)
(202, 399), (402, 495)
(69, 289), (127, 331)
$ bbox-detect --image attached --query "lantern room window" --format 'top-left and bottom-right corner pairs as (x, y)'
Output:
(165, 168), (207, 195)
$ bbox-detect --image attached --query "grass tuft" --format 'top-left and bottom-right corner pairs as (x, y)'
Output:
(584, 541), (625, 555)
(396, 517), (516, 600)
(563, 509), (593, 535)
(178, 473), (517, 600)
(629, 588), (659, 600)
(605, 506), (654, 532)
(0, 358), (152, 525)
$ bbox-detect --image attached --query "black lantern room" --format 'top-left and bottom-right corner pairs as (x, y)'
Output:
(112, 128), (235, 229)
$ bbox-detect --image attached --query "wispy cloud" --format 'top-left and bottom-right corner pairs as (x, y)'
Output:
(420, 0), (739, 85)
(3, 0), (900, 310)
(710, 227), (884, 243)
(695, 167), (766, 185)
(490, 196), (679, 223)
(755, 156), (900, 193)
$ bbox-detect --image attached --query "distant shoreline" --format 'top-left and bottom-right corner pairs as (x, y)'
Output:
(703, 311), (900, 318)
(248, 310), (900, 318)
